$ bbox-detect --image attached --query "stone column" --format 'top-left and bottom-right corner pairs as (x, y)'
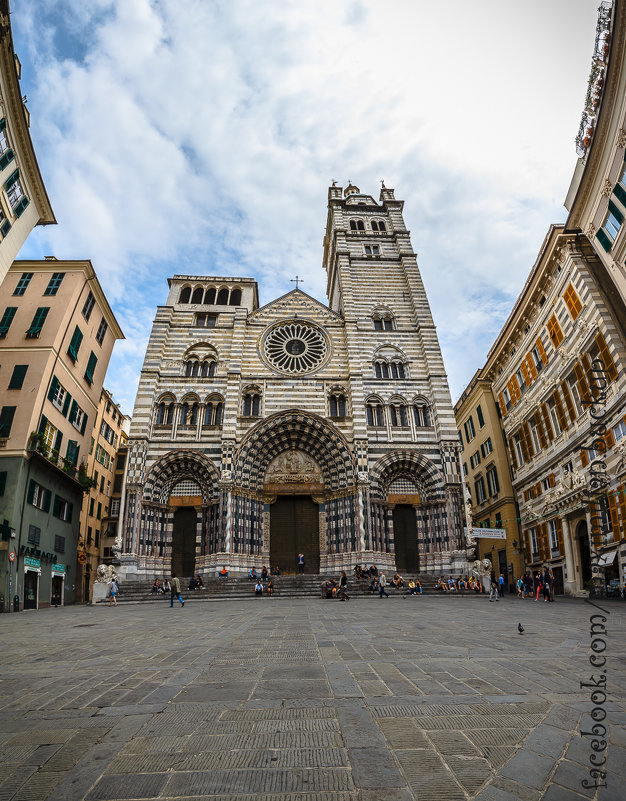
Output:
(562, 516), (577, 596)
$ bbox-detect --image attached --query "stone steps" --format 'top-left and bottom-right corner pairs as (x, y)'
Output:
(96, 574), (489, 603)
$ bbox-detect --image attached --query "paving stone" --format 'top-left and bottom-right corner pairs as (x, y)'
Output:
(523, 724), (572, 758)
(12, 771), (67, 801)
(163, 767), (353, 795)
(174, 747), (348, 771)
(490, 775), (542, 800)
(542, 783), (591, 800)
(252, 679), (332, 699)
(500, 748), (555, 789)
(336, 704), (387, 749)
(87, 772), (169, 800)
(376, 718), (432, 749)
(348, 746), (408, 788)
(221, 706), (336, 721)
(172, 682), (254, 702)
(427, 730), (481, 755)
(444, 755), (493, 793)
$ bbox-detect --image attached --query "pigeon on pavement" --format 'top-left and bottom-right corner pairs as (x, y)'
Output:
(518, 623), (524, 634)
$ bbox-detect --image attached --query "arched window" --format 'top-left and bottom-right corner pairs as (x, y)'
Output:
(329, 391), (347, 418)
(180, 403), (189, 425)
(373, 313), (393, 331)
(205, 287), (216, 305)
(229, 288), (241, 306)
(357, 220), (364, 230)
(243, 391), (261, 417)
(179, 286), (191, 303)
(391, 361), (405, 379)
(185, 361), (193, 377)
(204, 398), (224, 426)
(191, 287), (203, 304)
(350, 220), (357, 231)
(189, 403), (199, 425)
(217, 287), (229, 305)
(390, 404), (408, 427)
(156, 403), (166, 424)
(372, 220), (386, 232)
(366, 401), (385, 427)
(413, 404), (431, 427)
(375, 361), (390, 379)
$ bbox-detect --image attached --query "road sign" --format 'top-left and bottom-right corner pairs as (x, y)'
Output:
(475, 528), (507, 540)
(8, 551), (15, 562)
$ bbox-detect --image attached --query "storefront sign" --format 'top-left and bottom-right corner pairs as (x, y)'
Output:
(24, 556), (41, 569)
(20, 545), (57, 563)
(474, 528), (507, 540)
(52, 563), (66, 573)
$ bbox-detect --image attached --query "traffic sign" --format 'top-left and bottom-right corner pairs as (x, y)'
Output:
(8, 551), (15, 562)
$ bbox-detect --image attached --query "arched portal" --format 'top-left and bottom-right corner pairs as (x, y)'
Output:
(141, 450), (221, 576)
(234, 411), (358, 570)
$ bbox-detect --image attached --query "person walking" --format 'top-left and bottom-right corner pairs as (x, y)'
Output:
(297, 553), (305, 574)
(109, 578), (119, 606)
(498, 573), (505, 598)
(488, 569), (499, 602)
(170, 573), (184, 608)
(378, 571), (389, 598)
(338, 570), (350, 600)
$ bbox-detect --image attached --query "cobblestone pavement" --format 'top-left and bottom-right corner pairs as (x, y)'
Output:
(0, 595), (624, 801)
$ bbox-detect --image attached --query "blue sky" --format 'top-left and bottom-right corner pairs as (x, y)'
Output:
(12, 0), (600, 414)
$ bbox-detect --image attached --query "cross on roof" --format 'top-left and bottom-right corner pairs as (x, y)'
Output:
(291, 275), (304, 290)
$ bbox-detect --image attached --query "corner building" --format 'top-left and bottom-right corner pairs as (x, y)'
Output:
(121, 184), (465, 579)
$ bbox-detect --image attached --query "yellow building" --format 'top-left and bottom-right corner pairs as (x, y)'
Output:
(78, 389), (129, 602)
(0, 0), (56, 286)
(454, 372), (524, 589)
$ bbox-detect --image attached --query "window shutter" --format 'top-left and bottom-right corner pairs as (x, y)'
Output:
(541, 404), (554, 441)
(43, 488), (51, 513)
(526, 353), (537, 379)
(62, 391), (71, 417)
(507, 379), (516, 406)
(574, 362), (590, 404)
(525, 535), (532, 564)
(47, 376), (59, 402)
(536, 337), (548, 365)
(84, 351), (97, 385)
(38, 415), (48, 435)
(608, 492), (619, 533)
(69, 400), (78, 424)
(605, 429), (615, 449)
(553, 390), (567, 431)
(523, 422), (534, 458)
(0, 148), (14, 170)
(614, 182), (626, 207)
(8, 364), (27, 389)
(14, 197), (29, 218)
(520, 360), (530, 386)
(561, 381), (576, 423)
(536, 414), (547, 449)
(609, 199), (624, 224)
(68, 326), (83, 362)
(5, 168), (18, 190)
(595, 331), (618, 381)
(498, 393), (506, 416)
(617, 484), (626, 539)
(53, 495), (61, 518)
(580, 449), (588, 467)
(27, 478), (36, 504)
(0, 117), (6, 130)
(81, 413), (88, 436)
(54, 430), (63, 452)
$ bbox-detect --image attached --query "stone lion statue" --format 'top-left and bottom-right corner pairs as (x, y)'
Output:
(95, 564), (117, 584)
(472, 558), (492, 592)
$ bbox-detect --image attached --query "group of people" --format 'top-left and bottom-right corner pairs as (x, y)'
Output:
(516, 568), (555, 602)
(322, 572), (350, 600)
(151, 577), (171, 594)
(188, 575), (204, 591)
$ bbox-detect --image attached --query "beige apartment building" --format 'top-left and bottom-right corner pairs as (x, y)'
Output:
(0, 259), (123, 610)
(454, 373), (524, 590)
(77, 388), (129, 602)
(0, 1), (56, 285)
(484, 225), (626, 596)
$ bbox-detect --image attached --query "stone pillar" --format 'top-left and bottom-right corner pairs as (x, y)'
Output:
(562, 517), (577, 596)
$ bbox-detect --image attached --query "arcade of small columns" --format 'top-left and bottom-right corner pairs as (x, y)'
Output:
(121, 412), (467, 577)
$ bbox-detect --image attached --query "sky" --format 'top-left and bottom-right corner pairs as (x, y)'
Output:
(12, 0), (601, 415)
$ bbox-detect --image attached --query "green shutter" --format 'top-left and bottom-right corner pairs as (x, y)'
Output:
(5, 168), (18, 190)
(84, 351), (97, 385)
(38, 415), (48, 434)
(47, 375), (59, 402)
(614, 182), (626, 207)
(0, 117), (6, 131)
(80, 413), (88, 436)
(68, 326), (83, 362)
(608, 200), (624, 224)
(0, 471), (6, 496)
(14, 197), (29, 218)
(54, 430), (63, 452)
(0, 149), (14, 171)
(53, 495), (61, 517)
(596, 228), (613, 252)
(0, 406), (17, 437)
(69, 401), (78, 424)
(62, 391), (71, 417)
(27, 479), (36, 504)
(43, 489), (51, 513)
(25, 307), (49, 338)
(0, 306), (17, 336)
(8, 364), (27, 389)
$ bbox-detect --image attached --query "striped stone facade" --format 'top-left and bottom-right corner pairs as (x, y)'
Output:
(119, 184), (468, 578)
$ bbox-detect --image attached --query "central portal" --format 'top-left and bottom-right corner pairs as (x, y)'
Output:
(171, 507), (197, 577)
(270, 496), (320, 574)
(393, 505), (419, 572)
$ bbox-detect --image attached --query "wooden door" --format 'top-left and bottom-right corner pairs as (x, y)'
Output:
(392, 505), (419, 572)
(270, 496), (319, 574)
(172, 507), (197, 578)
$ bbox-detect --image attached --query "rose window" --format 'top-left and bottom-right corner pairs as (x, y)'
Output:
(263, 322), (328, 374)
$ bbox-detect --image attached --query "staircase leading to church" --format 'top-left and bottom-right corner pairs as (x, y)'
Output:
(95, 574), (487, 603)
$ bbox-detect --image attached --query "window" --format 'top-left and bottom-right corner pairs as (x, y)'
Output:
(203, 400), (224, 426)
(89, 497), (95, 516)
(0, 118), (9, 155)
(243, 392), (260, 417)
(65, 440), (79, 466)
(546, 314), (563, 348)
(69, 400), (88, 434)
(604, 202), (623, 241)
(529, 527), (538, 558)
(0, 405), (16, 438)
(486, 466), (500, 496)
(375, 361), (390, 379)
(44, 273), (65, 296)
(27, 479), (51, 511)
(329, 392), (347, 417)
(84, 351), (98, 385)
(13, 272), (33, 296)
(371, 220), (386, 232)
(515, 368), (527, 395)
(476, 404), (485, 428)
(87, 526), (92, 545)
(28, 525), (41, 545)
(196, 313), (217, 328)
(192, 287), (204, 304)
(48, 377), (69, 415)
(389, 361), (405, 379)
(349, 219), (365, 231)
(6, 170), (24, 208)
(364, 245), (380, 256)
(413, 404), (430, 427)
(470, 451), (480, 469)
(82, 291), (96, 320)
(229, 288), (242, 306)
(548, 519), (559, 554)
(373, 315), (393, 331)
(0, 306), (17, 337)
(464, 416), (476, 442)
(156, 402), (174, 425)
(474, 476), (486, 503)
(481, 437), (493, 457)
(613, 419), (626, 441)
(463, 462), (468, 476)
(54, 535), (66, 553)
(25, 307), (49, 338)
(97, 502), (102, 520)
(513, 433), (523, 465)
(179, 286), (191, 303)
(8, 364), (27, 389)
(529, 418), (541, 454)
(389, 404), (408, 427)
(563, 283), (582, 319)
(95, 317), (108, 346)
(110, 498), (121, 517)
(366, 402), (384, 426)
(41, 419), (58, 453)
(53, 496), (73, 523)
(67, 326), (83, 362)
(495, 513), (502, 528)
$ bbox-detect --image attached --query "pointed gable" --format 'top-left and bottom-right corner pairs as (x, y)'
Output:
(248, 288), (343, 326)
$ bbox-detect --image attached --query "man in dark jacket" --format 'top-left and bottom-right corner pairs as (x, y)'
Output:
(170, 573), (184, 607)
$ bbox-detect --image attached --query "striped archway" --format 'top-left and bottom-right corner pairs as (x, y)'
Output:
(370, 449), (445, 502)
(234, 409), (357, 491)
(143, 449), (220, 504)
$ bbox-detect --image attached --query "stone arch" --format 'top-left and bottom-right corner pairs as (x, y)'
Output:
(143, 449), (220, 504)
(370, 449), (445, 502)
(234, 409), (357, 491)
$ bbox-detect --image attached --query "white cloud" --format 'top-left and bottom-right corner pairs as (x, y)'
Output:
(13, 0), (600, 412)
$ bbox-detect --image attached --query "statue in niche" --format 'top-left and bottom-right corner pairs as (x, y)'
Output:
(266, 449), (322, 483)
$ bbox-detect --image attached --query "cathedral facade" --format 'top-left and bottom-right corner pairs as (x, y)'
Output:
(119, 183), (467, 578)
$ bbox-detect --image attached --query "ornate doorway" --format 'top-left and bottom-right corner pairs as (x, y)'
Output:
(393, 505), (419, 572)
(172, 507), (197, 577)
(270, 496), (320, 574)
